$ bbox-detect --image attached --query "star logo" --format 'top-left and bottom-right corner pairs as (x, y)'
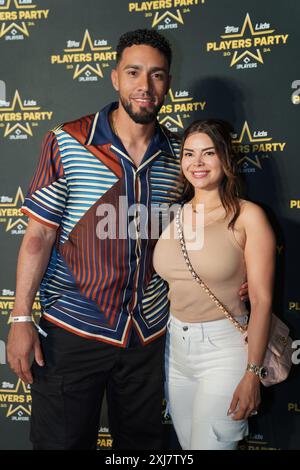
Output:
(159, 89), (193, 129)
(64, 30), (111, 79)
(221, 13), (274, 66)
(128, 1), (206, 30)
(0, 89), (40, 137)
(152, 10), (184, 28)
(0, 379), (31, 418)
(0, 0), (36, 39)
(159, 88), (206, 131)
(0, 186), (27, 231)
(0, 89), (52, 138)
(232, 121), (272, 169)
(0, 22), (29, 37)
(0, 0), (36, 7)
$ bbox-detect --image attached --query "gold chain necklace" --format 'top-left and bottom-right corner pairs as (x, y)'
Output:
(191, 200), (222, 214)
(110, 112), (119, 138)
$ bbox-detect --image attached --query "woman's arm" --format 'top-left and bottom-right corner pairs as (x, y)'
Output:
(229, 201), (276, 420)
(243, 202), (276, 366)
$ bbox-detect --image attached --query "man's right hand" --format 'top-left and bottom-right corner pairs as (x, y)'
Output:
(6, 218), (55, 385)
(7, 322), (44, 385)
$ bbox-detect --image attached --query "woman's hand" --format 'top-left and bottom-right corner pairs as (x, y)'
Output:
(227, 372), (261, 420)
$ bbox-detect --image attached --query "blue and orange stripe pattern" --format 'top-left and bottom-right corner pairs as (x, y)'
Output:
(21, 103), (182, 347)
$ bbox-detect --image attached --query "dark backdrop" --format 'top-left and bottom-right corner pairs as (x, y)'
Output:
(0, 0), (299, 450)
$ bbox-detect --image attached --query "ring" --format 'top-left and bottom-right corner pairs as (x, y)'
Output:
(250, 410), (258, 416)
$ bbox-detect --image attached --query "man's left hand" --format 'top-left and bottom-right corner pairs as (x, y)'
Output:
(239, 282), (248, 302)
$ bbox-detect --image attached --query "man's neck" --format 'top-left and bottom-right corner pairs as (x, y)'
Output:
(111, 106), (156, 165)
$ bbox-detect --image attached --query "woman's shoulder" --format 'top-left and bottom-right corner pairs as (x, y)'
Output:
(238, 199), (266, 217)
(237, 199), (273, 231)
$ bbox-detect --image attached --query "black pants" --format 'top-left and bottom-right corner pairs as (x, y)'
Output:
(30, 318), (165, 450)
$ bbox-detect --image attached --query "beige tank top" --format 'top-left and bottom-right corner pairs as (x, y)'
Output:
(153, 209), (248, 323)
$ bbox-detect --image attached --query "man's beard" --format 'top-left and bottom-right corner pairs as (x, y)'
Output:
(120, 95), (163, 124)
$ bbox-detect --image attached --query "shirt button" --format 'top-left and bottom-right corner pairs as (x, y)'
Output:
(183, 326), (188, 331)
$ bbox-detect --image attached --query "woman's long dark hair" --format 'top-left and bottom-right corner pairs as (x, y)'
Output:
(180, 119), (244, 229)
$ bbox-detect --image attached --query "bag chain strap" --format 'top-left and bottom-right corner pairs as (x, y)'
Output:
(175, 206), (247, 336)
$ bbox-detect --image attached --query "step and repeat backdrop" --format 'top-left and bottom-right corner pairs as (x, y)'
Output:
(0, 0), (300, 450)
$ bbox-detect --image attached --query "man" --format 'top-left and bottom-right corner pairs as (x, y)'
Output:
(7, 29), (247, 450)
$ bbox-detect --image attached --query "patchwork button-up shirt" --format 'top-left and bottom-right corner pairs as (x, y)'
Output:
(22, 102), (182, 347)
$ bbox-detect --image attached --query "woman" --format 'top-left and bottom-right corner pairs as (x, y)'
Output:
(153, 120), (276, 450)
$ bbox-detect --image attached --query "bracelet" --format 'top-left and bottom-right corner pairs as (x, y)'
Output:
(8, 315), (48, 337)
(246, 363), (268, 380)
(8, 315), (33, 324)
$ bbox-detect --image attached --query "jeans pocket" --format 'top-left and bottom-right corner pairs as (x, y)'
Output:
(206, 329), (246, 350)
(210, 418), (249, 443)
(167, 327), (190, 358)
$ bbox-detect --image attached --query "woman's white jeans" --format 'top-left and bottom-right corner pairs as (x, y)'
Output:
(165, 314), (249, 450)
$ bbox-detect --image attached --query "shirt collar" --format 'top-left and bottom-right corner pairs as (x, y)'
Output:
(85, 101), (174, 156)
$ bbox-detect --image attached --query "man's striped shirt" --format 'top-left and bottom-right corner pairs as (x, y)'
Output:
(21, 102), (182, 347)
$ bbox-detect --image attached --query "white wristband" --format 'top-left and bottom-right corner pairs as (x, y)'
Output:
(9, 315), (33, 324)
(9, 315), (48, 337)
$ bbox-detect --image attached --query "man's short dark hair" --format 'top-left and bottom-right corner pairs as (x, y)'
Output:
(116, 29), (172, 69)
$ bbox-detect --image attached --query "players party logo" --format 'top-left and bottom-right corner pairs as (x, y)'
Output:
(206, 13), (288, 69)
(289, 301), (300, 312)
(0, 187), (27, 235)
(0, 0), (49, 41)
(232, 121), (286, 173)
(51, 29), (117, 82)
(239, 433), (281, 450)
(0, 87), (53, 140)
(0, 379), (31, 421)
(290, 200), (300, 209)
(158, 87), (206, 133)
(128, 0), (206, 30)
(97, 427), (113, 450)
(0, 288), (41, 322)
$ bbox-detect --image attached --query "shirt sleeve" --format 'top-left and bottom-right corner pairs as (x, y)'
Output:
(21, 130), (68, 229)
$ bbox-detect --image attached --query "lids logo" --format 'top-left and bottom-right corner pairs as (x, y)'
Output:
(0, 379), (31, 420)
(232, 121), (286, 173)
(206, 13), (288, 69)
(0, 89), (53, 139)
(159, 88), (206, 133)
(51, 30), (117, 82)
(0, 0), (49, 41)
(128, 0), (205, 30)
(0, 187), (27, 234)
